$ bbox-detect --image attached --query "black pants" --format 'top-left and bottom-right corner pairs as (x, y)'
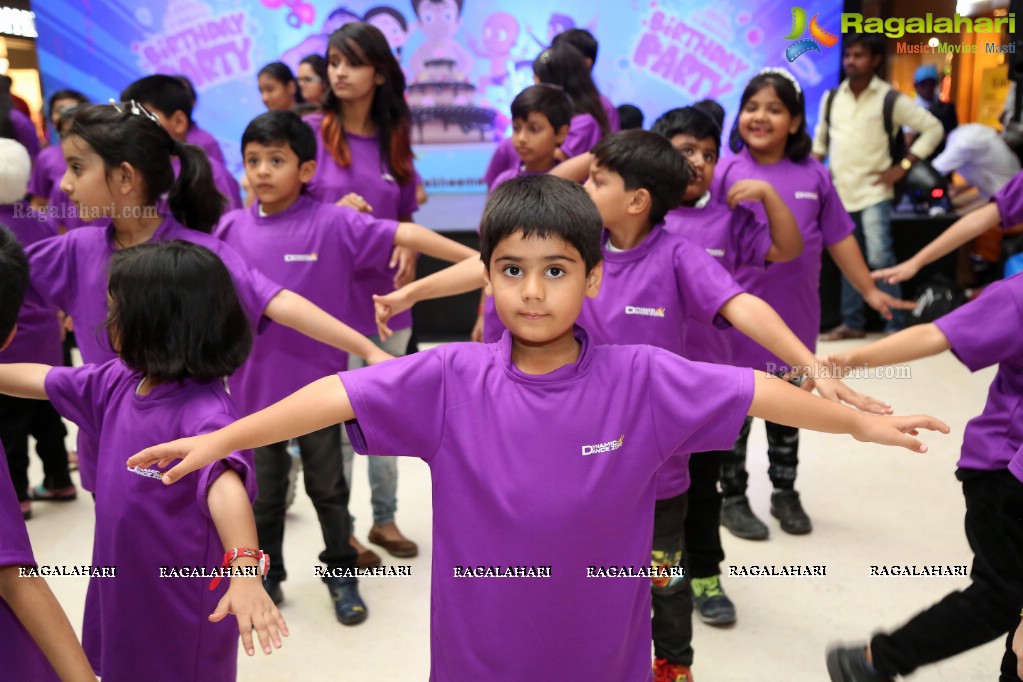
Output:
(685, 450), (726, 579)
(254, 424), (357, 582)
(720, 415), (800, 497)
(0, 395), (70, 501)
(871, 470), (1023, 677)
(652, 491), (692, 666)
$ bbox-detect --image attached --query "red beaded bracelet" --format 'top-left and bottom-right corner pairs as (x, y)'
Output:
(209, 548), (269, 590)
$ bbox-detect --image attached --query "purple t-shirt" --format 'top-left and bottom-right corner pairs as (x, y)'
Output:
(715, 149), (854, 371)
(186, 124), (226, 165)
(341, 327), (754, 681)
(994, 170), (1023, 228)
(934, 273), (1023, 473)
(170, 156), (242, 212)
(304, 113), (419, 335)
(577, 225), (745, 498)
(560, 112), (605, 159)
(0, 440), (61, 681)
(45, 360), (256, 682)
(600, 94), (620, 133)
(28, 143), (64, 200)
(215, 196), (398, 413)
(663, 200), (772, 365)
(484, 110), (609, 187)
(9, 110), (39, 160)
(0, 204), (62, 365)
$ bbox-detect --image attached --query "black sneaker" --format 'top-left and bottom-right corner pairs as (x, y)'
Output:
(770, 490), (812, 535)
(826, 644), (893, 681)
(263, 576), (284, 605)
(721, 495), (769, 540)
(325, 577), (368, 625)
(691, 575), (737, 625)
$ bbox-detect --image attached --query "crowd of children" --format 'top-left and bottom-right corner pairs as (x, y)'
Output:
(1, 17), (1022, 682)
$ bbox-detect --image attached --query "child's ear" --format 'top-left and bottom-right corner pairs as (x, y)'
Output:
(116, 161), (137, 196)
(287, 81), (297, 98)
(627, 188), (652, 217)
(585, 262), (603, 298)
(0, 326), (15, 352)
(554, 124), (569, 146)
(482, 264), (493, 296)
(299, 159), (317, 183)
(790, 114), (803, 135)
(168, 110), (189, 141)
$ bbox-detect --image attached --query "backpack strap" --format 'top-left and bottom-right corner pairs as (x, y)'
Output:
(822, 87), (837, 151)
(883, 89), (900, 161)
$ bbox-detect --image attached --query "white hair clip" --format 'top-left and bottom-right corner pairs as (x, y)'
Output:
(758, 67), (802, 96)
(108, 98), (160, 123)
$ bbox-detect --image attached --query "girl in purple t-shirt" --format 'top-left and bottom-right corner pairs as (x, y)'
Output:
(0, 241), (288, 681)
(715, 68), (913, 539)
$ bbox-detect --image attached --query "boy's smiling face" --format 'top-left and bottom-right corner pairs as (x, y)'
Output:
(669, 134), (717, 202)
(243, 141), (316, 215)
(485, 231), (601, 345)
(512, 112), (568, 172)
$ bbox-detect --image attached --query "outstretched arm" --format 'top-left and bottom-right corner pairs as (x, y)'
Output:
(748, 371), (948, 453)
(0, 363), (51, 400)
(830, 323), (951, 370)
(128, 375), (354, 484)
(265, 290), (391, 365)
(827, 235), (917, 319)
(548, 152), (593, 183)
(872, 203), (1002, 285)
(0, 567), (97, 682)
(394, 223), (478, 264)
(374, 256), (486, 339)
(207, 470), (288, 657)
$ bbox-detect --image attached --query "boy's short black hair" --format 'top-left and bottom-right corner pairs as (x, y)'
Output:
(510, 85), (573, 131)
(0, 226), (28, 343)
(551, 28), (598, 64)
(591, 130), (691, 226)
(106, 241), (251, 383)
(692, 99), (725, 130)
(480, 174), (602, 274)
(120, 75), (193, 122)
(241, 111), (317, 164)
(616, 104), (644, 130)
(651, 106), (722, 156)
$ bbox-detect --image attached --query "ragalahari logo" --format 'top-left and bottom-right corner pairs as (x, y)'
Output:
(784, 7), (839, 62)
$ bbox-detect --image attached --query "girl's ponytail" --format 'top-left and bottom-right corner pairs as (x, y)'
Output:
(168, 141), (223, 233)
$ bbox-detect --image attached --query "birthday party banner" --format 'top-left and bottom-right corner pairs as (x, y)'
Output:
(35, 0), (842, 193)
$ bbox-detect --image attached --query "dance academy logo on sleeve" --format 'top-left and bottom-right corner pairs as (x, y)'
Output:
(783, 7), (839, 62)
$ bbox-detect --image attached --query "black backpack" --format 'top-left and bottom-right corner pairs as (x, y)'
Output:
(822, 87), (907, 167)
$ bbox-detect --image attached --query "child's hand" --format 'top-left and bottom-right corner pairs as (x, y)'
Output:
(726, 179), (771, 208)
(871, 259), (921, 285)
(373, 292), (413, 340)
(863, 287), (917, 320)
(126, 434), (224, 485)
(813, 376), (893, 415)
(390, 245), (419, 289)
(336, 193), (373, 214)
(211, 577), (289, 656)
(851, 413), (950, 453)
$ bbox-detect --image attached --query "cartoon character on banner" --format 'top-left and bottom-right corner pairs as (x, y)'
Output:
(467, 12), (520, 89)
(526, 12), (598, 49)
(280, 6), (362, 73)
(408, 0), (474, 81)
(365, 6), (410, 59)
(260, 0), (316, 29)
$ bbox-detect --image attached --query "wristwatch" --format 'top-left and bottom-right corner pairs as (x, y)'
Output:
(899, 158), (913, 171)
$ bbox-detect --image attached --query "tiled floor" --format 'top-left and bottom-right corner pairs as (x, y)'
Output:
(22, 336), (1005, 680)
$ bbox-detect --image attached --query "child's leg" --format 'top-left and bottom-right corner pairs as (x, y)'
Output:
(720, 417), (769, 540)
(765, 421), (799, 491)
(0, 395), (33, 502)
(28, 400), (71, 491)
(651, 492), (693, 668)
(869, 471), (1023, 677)
(719, 416), (752, 498)
(296, 425), (358, 572)
(253, 441), (293, 582)
(686, 450), (737, 625)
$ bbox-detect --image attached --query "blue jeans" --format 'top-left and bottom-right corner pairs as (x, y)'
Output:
(341, 327), (412, 529)
(839, 200), (904, 332)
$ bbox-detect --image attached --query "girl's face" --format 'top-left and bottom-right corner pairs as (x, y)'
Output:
(296, 63), (326, 105)
(50, 97), (81, 128)
(327, 45), (382, 104)
(737, 85), (801, 157)
(258, 74), (296, 111)
(59, 135), (116, 220)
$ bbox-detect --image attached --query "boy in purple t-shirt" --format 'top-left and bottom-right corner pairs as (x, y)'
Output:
(0, 225), (96, 681)
(120, 76), (242, 210)
(477, 84), (572, 342)
(217, 111), (476, 623)
(826, 271), (1023, 682)
(129, 175), (947, 682)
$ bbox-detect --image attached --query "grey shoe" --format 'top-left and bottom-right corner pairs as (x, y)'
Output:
(826, 644), (893, 681)
(721, 495), (769, 540)
(770, 489), (812, 535)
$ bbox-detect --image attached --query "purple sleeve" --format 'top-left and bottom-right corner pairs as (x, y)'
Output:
(10, 111), (39, 160)
(44, 363), (118, 440)
(560, 114), (602, 159)
(674, 239), (745, 328)
(205, 239), (284, 327)
(0, 442), (35, 568)
(194, 414), (257, 519)
(338, 210), (399, 276)
(340, 349), (448, 462)
(731, 204), (772, 269)
(647, 348), (755, 456)
(993, 171), (1023, 228)
(934, 274), (1023, 372)
(484, 138), (517, 188)
(815, 164), (855, 247)
(25, 232), (75, 313)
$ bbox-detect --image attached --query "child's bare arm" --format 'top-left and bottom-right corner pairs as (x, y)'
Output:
(265, 290), (392, 365)
(548, 152), (593, 183)
(726, 180), (802, 262)
(827, 235), (917, 319)
(831, 324), (952, 369)
(207, 469), (288, 657)
(373, 256), (486, 339)
(128, 375), (354, 484)
(0, 363), (51, 400)
(748, 371), (949, 453)
(394, 222), (478, 265)
(0, 567), (97, 681)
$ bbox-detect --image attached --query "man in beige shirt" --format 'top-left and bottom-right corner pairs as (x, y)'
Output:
(812, 34), (943, 339)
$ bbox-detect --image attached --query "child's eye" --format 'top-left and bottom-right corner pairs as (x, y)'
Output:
(545, 266), (564, 278)
(704, 153), (717, 164)
(502, 265), (523, 277)
(272, 158), (284, 166)
(680, 147), (694, 157)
